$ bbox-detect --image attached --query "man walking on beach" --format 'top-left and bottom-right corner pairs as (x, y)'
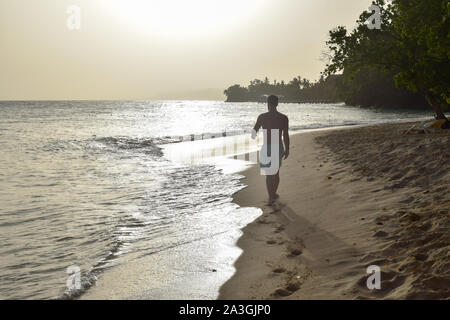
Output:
(252, 95), (290, 205)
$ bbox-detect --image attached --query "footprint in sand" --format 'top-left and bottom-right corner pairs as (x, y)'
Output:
(274, 225), (286, 233)
(272, 268), (286, 274)
(373, 230), (389, 238)
(268, 206), (282, 214)
(267, 239), (287, 246)
(272, 289), (292, 297)
(285, 283), (301, 292)
(271, 283), (301, 297)
(287, 249), (303, 258)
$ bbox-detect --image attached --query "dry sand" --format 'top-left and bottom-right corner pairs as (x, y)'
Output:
(219, 121), (449, 300)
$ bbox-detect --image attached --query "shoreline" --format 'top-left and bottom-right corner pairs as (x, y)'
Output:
(77, 120), (448, 300)
(219, 120), (449, 299)
(76, 124), (367, 300)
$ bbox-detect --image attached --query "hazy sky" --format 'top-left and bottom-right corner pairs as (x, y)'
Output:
(0, 0), (372, 100)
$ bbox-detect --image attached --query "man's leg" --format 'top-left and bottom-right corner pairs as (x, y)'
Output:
(266, 173), (280, 204)
(266, 175), (273, 201)
(273, 172), (280, 198)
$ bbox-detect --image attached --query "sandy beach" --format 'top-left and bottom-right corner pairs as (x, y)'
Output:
(219, 121), (450, 300)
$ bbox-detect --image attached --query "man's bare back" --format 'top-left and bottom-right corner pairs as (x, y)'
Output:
(254, 111), (290, 148)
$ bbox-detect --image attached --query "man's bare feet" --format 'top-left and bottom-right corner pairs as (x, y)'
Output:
(267, 194), (280, 206)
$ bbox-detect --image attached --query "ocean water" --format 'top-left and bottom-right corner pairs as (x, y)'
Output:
(0, 100), (432, 299)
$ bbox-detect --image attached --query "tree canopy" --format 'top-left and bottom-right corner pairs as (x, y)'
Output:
(323, 0), (449, 121)
(224, 0), (448, 121)
(224, 75), (342, 103)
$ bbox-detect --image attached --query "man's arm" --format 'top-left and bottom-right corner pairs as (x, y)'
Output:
(251, 114), (262, 139)
(283, 117), (290, 159)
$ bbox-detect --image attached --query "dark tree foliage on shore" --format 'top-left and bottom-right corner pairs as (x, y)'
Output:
(224, 75), (342, 103)
(338, 67), (428, 109)
(323, 0), (449, 122)
(225, 0), (449, 121)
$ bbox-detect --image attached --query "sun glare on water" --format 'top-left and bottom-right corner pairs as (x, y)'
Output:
(110, 0), (268, 38)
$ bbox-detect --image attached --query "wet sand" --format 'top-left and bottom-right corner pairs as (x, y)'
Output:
(219, 121), (450, 300)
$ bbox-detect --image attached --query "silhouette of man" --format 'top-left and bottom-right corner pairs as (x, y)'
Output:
(252, 95), (290, 205)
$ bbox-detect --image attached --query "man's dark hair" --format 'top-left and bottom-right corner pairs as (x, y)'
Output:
(267, 95), (279, 107)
